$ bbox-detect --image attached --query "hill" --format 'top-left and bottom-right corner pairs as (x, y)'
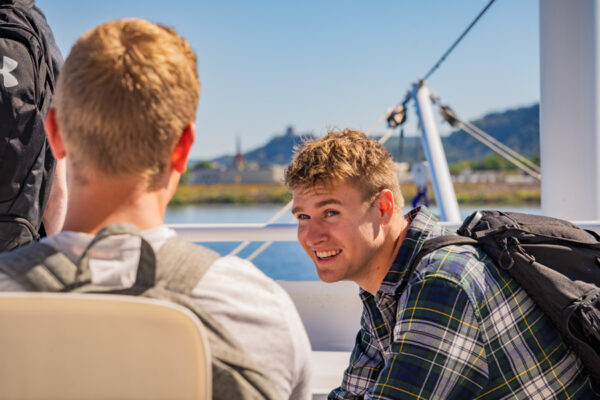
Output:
(212, 126), (315, 167)
(383, 103), (539, 165)
(442, 103), (539, 163)
(209, 103), (540, 168)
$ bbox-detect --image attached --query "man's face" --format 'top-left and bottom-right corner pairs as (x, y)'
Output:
(292, 181), (384, 284)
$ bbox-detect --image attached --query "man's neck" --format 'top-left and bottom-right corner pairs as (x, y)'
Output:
(62, 173), (169, 234)
(358, 212), (410, 295)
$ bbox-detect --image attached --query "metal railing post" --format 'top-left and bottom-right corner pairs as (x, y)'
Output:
(412, 81), (461, 222)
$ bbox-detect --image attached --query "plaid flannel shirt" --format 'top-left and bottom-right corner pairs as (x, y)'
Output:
(330, 207), (597, 399)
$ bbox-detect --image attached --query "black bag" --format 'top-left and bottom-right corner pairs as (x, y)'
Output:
(0, 0), (61, 252)
(410, 210), (600, 387)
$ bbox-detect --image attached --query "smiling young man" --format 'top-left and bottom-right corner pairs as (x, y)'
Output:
(285, 129), (597, 399)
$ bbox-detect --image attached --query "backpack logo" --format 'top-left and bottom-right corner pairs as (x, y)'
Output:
(0, 56), (18, 88)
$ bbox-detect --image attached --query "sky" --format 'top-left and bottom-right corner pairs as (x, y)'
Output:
(36, 0), (539, 160)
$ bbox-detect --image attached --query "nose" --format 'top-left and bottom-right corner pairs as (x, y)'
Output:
(298, 219), (327, 247)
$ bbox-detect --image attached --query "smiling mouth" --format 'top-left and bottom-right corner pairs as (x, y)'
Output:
(315, 249), (342, 260)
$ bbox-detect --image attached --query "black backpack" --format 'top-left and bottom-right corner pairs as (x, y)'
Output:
(410, 210), (600, 388)
(0, 0), (61, 252)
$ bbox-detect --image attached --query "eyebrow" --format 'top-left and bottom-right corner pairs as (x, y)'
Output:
(292, 198), (343, 215)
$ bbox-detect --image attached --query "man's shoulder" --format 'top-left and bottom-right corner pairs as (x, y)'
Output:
(0, 240), (59, 291)
(0, 268), (26, 291)
(416, 239), (482, 273)
(411, 241), (497, 297)
(189, 254), (312, 399)
(201, 255), (288, 298)
(0, 240), (57, 266)
(193, 254), (303, 334)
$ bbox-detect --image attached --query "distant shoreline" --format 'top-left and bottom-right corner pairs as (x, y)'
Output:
(171, 182), (540, 206)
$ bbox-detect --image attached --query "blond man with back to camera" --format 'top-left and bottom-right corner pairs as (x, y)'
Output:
(0, 18), (312, 400)
(285, 129), (596, 399)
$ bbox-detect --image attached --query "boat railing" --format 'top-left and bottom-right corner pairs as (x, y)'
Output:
(170, 223), (299, 242)
(170, 221), (600, 243)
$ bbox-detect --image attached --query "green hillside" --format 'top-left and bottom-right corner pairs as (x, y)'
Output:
(442, 103), (539, 163)
(208, 103), (540, 168)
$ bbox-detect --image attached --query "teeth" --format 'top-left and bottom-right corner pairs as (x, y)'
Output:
(316, 250), (341, 259)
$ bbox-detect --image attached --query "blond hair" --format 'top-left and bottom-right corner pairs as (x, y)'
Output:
(53, 18), (200, 184)
(285, 129), (403, 206)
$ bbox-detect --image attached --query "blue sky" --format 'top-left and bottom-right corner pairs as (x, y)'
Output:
(37, 0), (539, 160)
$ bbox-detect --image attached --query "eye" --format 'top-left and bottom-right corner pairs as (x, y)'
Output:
(325, 209), (339, 218)
(296, 213), (310, 221)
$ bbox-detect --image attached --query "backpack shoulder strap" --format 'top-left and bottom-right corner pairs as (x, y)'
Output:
(0, 242), (76, 291)
(413, 235), (479, 267)
(154, 237), (220, 295)
(399, 235), (478, 293)
(0, 223), (160, 294)
(61, 229), (217, 296)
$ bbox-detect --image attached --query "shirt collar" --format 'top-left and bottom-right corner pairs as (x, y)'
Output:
(360, 206), (444, 301)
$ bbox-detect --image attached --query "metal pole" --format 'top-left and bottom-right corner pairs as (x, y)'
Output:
(412, 81), (461, 222)
(539, 0), (600, 220)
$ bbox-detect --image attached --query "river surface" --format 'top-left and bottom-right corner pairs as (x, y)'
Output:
(165, 204), (541, 281)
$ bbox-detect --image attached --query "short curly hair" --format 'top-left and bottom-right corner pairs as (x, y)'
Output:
(54, 18), (200, 186)
(284, 129), (403, 206)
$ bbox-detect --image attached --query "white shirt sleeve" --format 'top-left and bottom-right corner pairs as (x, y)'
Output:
(191, 255), (312, 400)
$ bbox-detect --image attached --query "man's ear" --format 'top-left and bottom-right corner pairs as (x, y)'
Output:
(377, 189), (395, 223)
(171, 122), (195, 173)
(44, 108), (66, 159)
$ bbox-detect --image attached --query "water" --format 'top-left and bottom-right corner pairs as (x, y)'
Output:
(166, 204), (318, 280)
(165, 204), (541, 281)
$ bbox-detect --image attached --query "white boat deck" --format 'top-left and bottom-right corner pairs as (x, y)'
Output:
(278, 280), (362, 397)
(311, 351), (351, 399)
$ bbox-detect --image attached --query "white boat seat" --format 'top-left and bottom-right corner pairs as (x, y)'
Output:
(278, 280), (362, 351)
(0, 293), (211, 400)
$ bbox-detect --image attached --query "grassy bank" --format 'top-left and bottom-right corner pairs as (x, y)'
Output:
(402, 182), (540, 206)
(171, 182), (540, 206)
(171, 183), (292, 205)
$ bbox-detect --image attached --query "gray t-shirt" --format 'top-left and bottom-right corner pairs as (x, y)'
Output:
(0, 226), (312, 399)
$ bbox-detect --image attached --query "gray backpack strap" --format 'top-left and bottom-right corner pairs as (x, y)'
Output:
(154, 237), (219, 295)
(0, 223), (158, 293)
(0, 242), (76, 291)
(72, 223), (157, 291)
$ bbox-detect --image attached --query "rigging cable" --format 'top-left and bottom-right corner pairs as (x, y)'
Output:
(398, 127), (405, 162)
(366, 112), (389, 136)
(378, 127), (397, 145)
(228, 201), (293, 257)
(438, 103), (541, 180)
(457, 120), (541, 180)
(422, 0), (497, 81)
(461, 118), (540, 173)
